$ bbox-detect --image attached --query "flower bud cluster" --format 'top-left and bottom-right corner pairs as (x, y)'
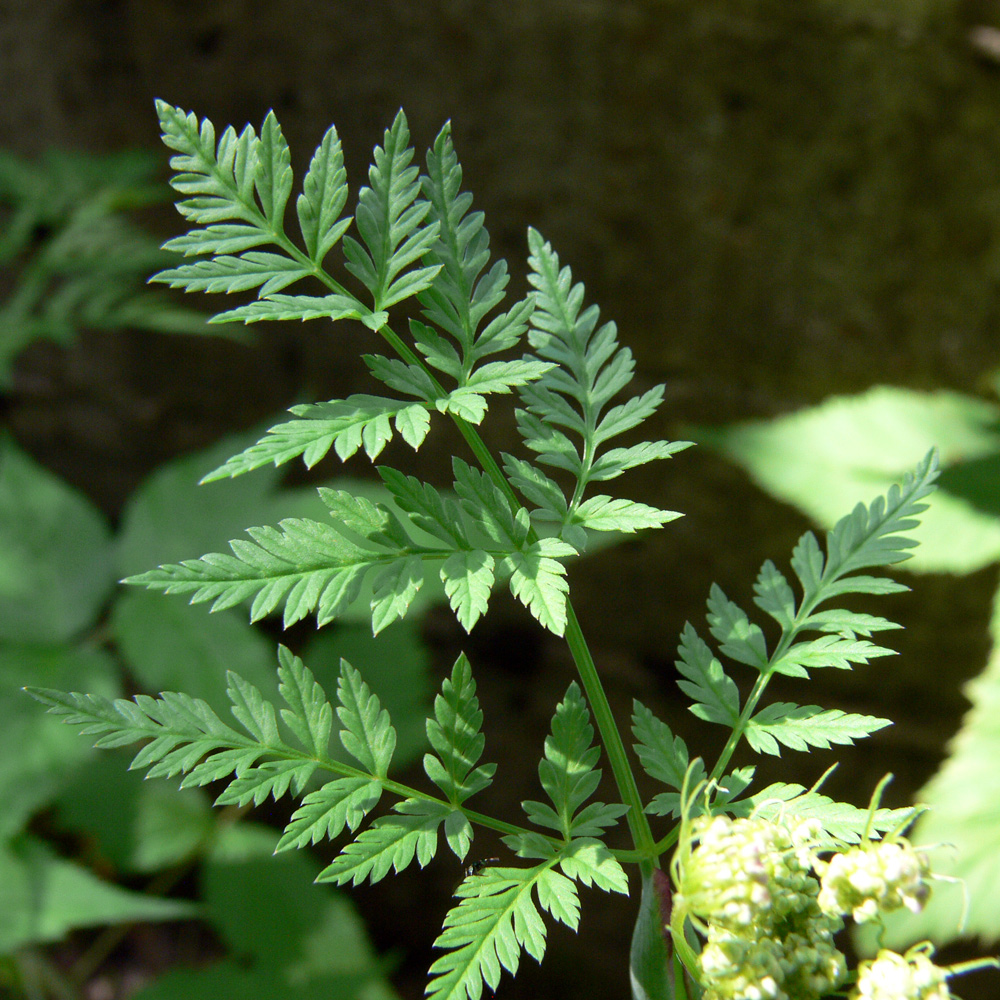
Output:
(676, 814), (846, 1000)
(817, 839), (931, 923)
(851, 948), (951, 1000)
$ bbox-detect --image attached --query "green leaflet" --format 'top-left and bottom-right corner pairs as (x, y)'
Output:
(516, 682), (628, 843)
(317, 798), (452, 885)
(296, 121), (352, 265)
(512, 228), (691, 544)
(424, 654), (496, 806)
(24, 649), (399, 841)
(202, 397), (433, 480)
(428, 841), (627, 1000)
(743, 703), (891, 756)
(726, 783), (916, 845)
(342, 110), (441, 313)
(426, 863), (574, 1000)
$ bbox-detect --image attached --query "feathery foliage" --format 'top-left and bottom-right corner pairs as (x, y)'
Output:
(633, 451), (938, 836)
(24, 102), (973, 1000)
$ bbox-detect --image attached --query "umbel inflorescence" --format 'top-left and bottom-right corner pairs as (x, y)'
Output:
(670, 800), (977, 1000)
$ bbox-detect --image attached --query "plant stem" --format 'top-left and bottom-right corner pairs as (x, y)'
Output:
(451, 407), (657, 860)
(563, 604), (656, 858)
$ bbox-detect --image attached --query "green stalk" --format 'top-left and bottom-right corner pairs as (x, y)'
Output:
(452, 409), (657, 859)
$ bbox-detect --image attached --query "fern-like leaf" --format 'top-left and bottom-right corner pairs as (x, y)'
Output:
(728, 782), (916, 844)
(152, 104), (321, 299)
(124, 499), (440, 633)
(423, 654), (495, 804)
(426, 863), (577, 1000)
(318, 797), (453, 885)
(513, 228), (691, 539)
(416, 123), (548, 408)
(296, 121), (352, 264)
(631, 700), (703, 797)
(336, 659), (395, 777)
(521, 682), (628, 841)
(202, 397), (433, 481)
(28, 647), (411, 856)
(744, 703), (891, 756)
(671, 453), (938, 780)
(342, 110), (441, 313)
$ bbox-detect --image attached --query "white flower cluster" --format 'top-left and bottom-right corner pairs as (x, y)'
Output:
(852, 949), (951, 1000)
(673, 813), (939, 1000)
(817, 840), (931, 923)
(676, 815), (845, 1000)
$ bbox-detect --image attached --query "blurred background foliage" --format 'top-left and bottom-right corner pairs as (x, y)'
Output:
(5, 0), (1000, 997)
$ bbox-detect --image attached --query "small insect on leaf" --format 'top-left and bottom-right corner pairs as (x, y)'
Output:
(454, 856), (501, 892)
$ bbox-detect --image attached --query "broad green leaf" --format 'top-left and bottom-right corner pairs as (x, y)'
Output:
(588, 440), (692, 482)
(0, 834), (194, 953)
(744, 703), (891, 756)
(463, 359), (554, 394)
(54, 758), (214, 874)
(871, 580), (1000, 946)
(0, 437), (114, 643)
(453, 458), (526, 548)
(698, 386), (1000, 573)
(502, 454), (568, 520)
(133, 828), (397, 999)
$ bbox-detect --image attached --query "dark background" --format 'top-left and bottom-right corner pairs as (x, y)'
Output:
(4, 1), (1000, 997)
